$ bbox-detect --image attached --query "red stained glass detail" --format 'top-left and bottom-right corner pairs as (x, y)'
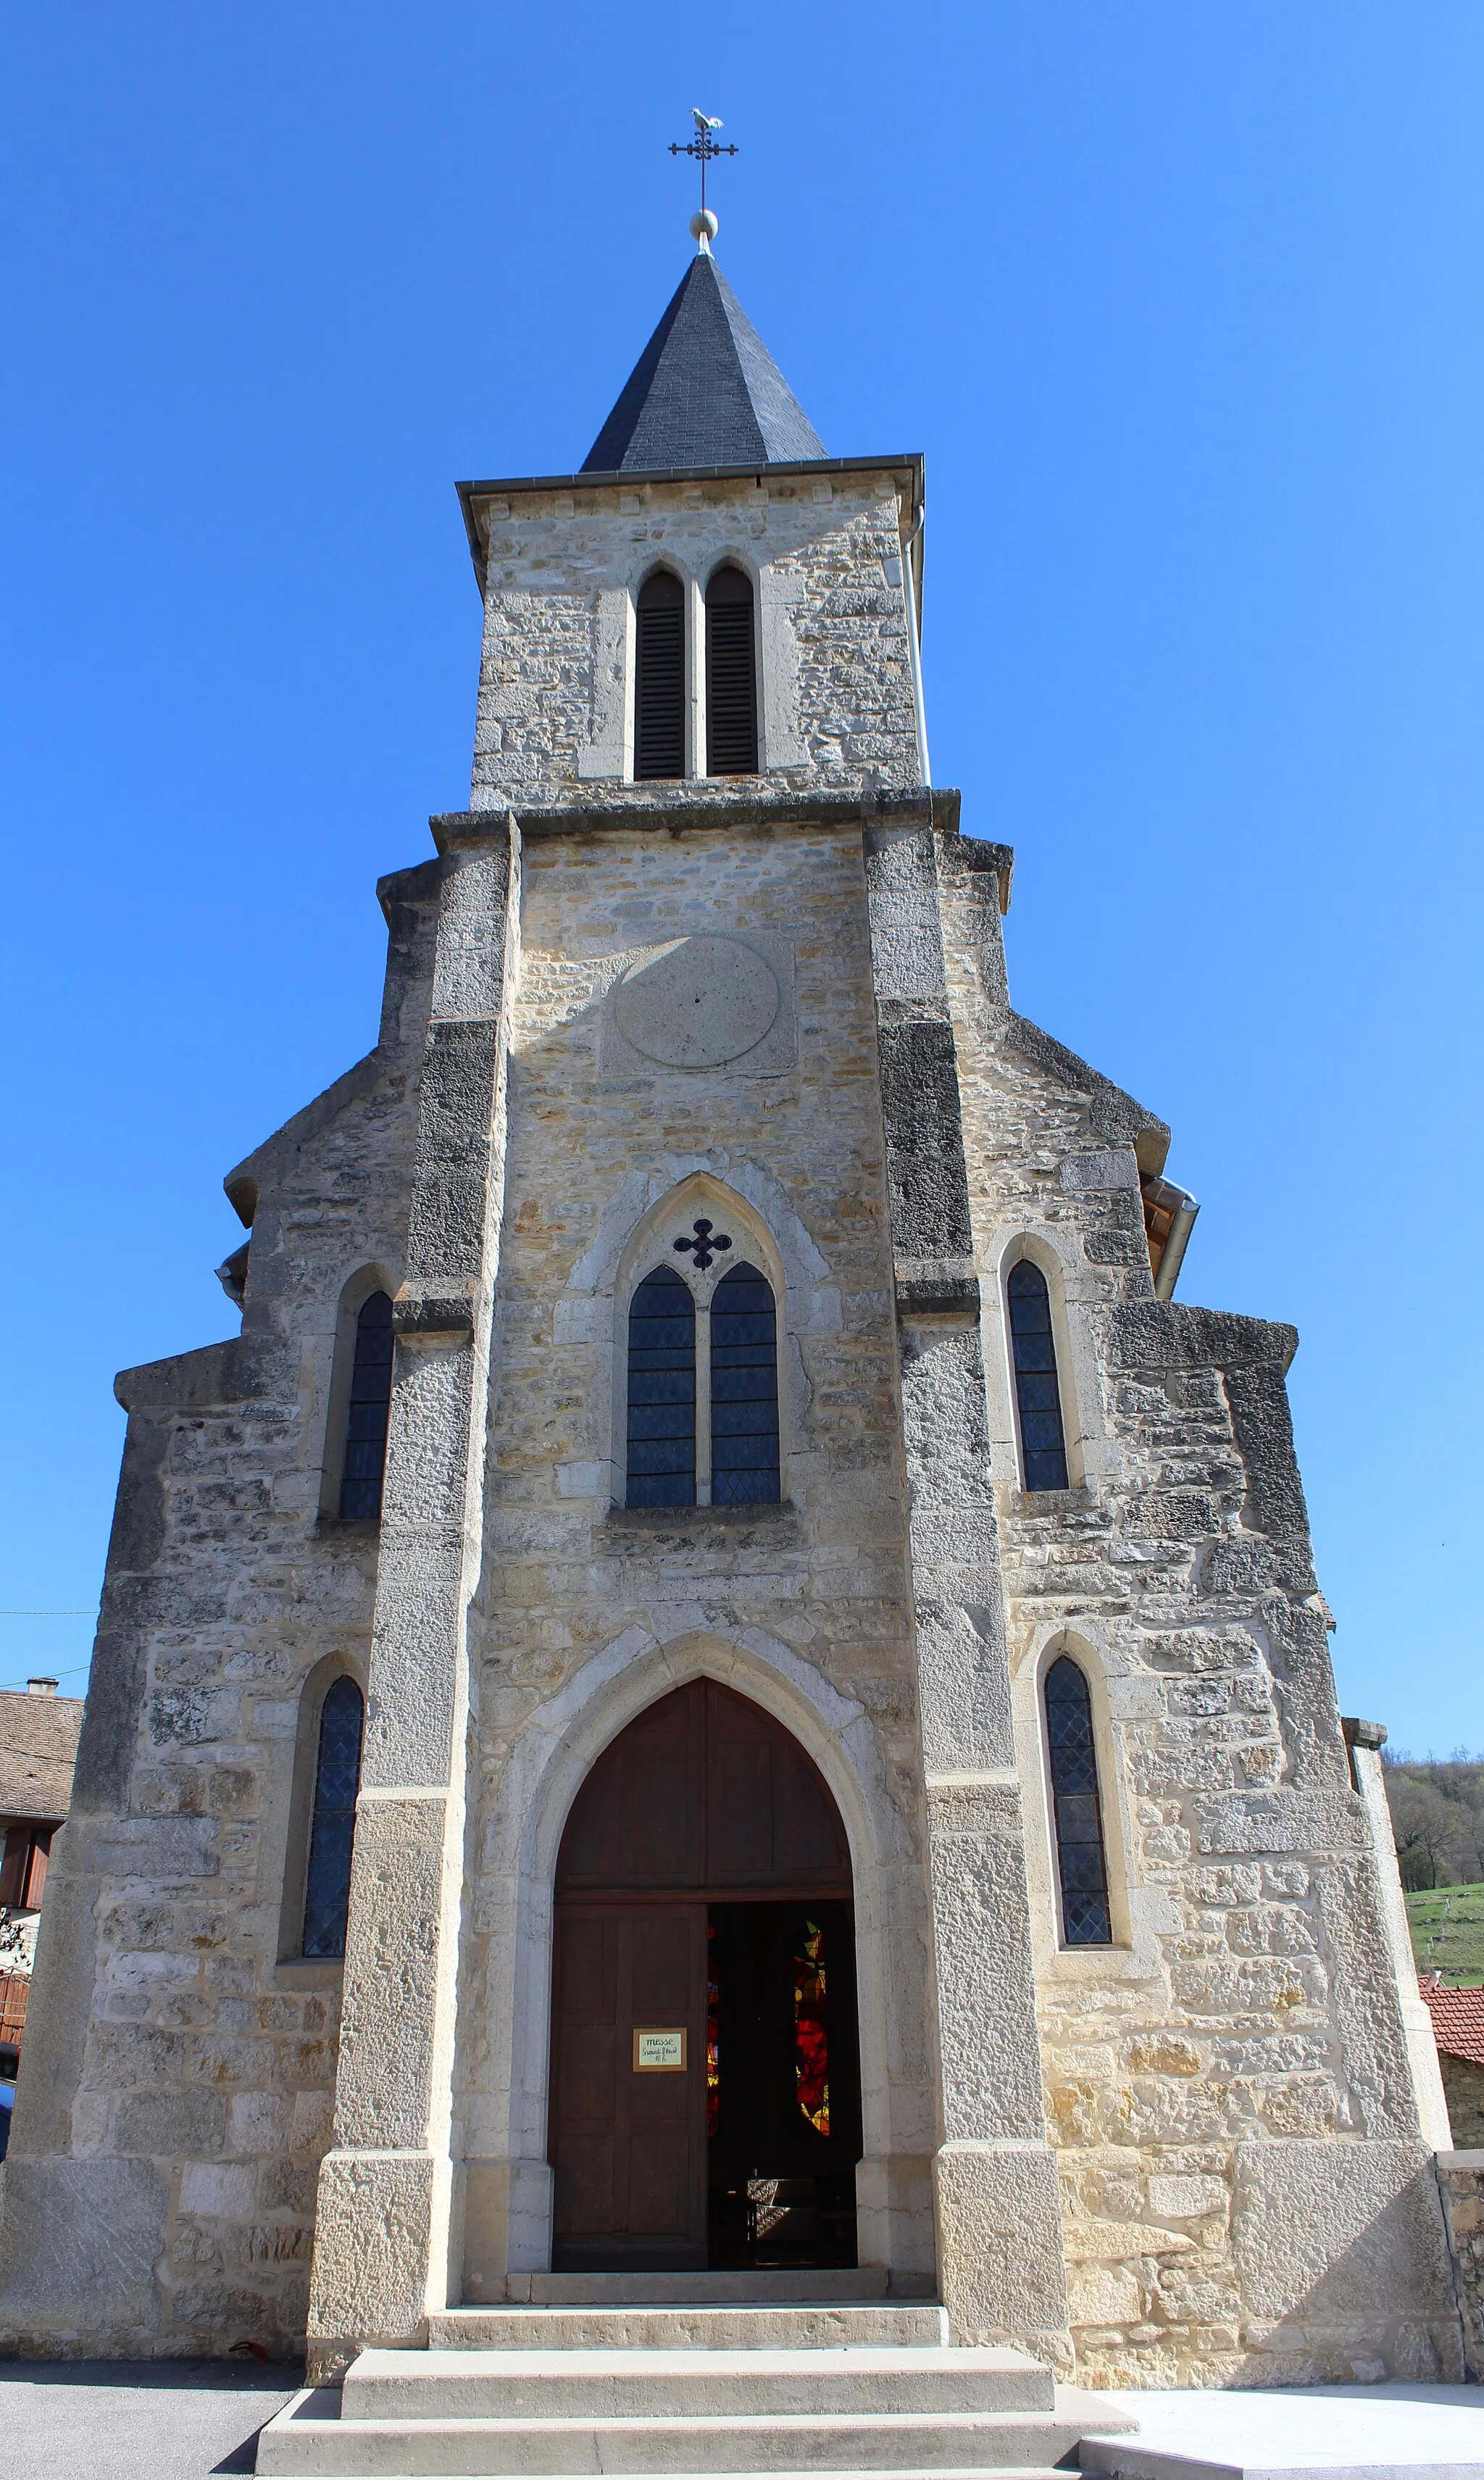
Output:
(706, 1918), (720, 2137)
(794, 1918), (830, 2136)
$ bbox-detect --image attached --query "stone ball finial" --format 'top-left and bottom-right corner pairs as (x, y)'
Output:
(689, 207), (719, 251)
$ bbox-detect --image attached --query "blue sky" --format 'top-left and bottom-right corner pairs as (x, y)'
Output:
(1, 4), (1479, 1749)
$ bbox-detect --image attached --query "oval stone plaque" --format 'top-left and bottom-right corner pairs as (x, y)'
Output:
(614, 936), (780, 1070)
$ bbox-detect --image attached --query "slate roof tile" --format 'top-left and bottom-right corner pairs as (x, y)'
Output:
(583, 254), (825, 475)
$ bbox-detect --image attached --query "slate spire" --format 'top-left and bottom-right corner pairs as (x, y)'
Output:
(582, 254), (826, 475)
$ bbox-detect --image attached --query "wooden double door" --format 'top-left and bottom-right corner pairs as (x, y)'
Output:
(549, 1681), (862, 2272)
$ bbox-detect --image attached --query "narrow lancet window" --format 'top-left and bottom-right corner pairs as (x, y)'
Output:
(1044, 1656), (1112, 1946)
(339, 1290), (394, 1518)
(301, 1674), (364, 1959)
(710, 1260), (779, 1504)
(635, 569), (685, 779)
(1007, 1259), (1069, 1491)
(706, 565), (757, 775)
(627, 1266), (696, 1506)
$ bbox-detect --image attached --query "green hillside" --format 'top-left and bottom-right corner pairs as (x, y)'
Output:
(1405, 1882), (1484, 1986)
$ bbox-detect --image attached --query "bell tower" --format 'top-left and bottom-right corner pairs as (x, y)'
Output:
(459, 242), (928, 804)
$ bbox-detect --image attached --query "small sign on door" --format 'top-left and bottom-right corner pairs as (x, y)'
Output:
(633, 2027), (687, 2071)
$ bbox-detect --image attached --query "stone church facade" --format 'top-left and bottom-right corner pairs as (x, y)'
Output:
(0, 244), (1462, 2397)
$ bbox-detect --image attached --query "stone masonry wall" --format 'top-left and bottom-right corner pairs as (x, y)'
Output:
(1443, 2058), (1484, 2150)
(451, 810), (942, 2294)
(0, 867), (440, 2358)
(938, 830), (1462, 2389)
(466, 468), (924, 808)
(1435, 2151), (1484, 2379)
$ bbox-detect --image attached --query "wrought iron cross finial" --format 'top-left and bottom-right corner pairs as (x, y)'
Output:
(674, 1218), (732, 1274)
(670, 107), (737, 244)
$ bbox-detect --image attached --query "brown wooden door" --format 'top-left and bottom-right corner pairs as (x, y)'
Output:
(550, 1902), (706, 2270)
(549, 1681), (856, 2271)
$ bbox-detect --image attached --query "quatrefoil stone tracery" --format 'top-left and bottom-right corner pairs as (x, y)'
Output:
(673, 1218), (732, 1274)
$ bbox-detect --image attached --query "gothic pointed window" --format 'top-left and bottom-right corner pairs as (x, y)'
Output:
(627, 1265), (696, 1506)
(339, 1290), (394, 1519)
(1006, 1259), (1069, 1492)
(710, 1260), (779, 1505)
(1044, 1656), (1112, 1947)
(301, 1673), (364, 1959)
(706, 565), (757, 775)
(635, 569), (685, 780)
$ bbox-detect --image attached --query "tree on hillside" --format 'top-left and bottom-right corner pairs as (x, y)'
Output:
(1383, 1750), (1484, 1891)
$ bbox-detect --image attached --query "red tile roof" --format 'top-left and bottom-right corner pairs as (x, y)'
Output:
(0, 1688), (84, 1826)
(1420, 1975), (1484, 2067)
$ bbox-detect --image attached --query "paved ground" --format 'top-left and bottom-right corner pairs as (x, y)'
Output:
(1083, 2379), (1484, 2473)
(0, 2360), (296, 2479)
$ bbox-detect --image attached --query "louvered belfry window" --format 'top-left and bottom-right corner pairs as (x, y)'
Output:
(626, 1266), (696, 1506)
(706, 565), (758, 776)
(710, 1261), (780, 1505)
(339, 1290), (394, 1519)
(1006, 1259), (1070, 1492)
(1043, 1655), (1112, 1945)
(635, 568), (685, 780)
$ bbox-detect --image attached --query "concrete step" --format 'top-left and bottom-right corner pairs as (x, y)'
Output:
(430, 2303), (951, 2350)
(255, 2390), (1136, 2476)
(508, 2268), (896, 2305)
(341, 2344), (1056, 2421)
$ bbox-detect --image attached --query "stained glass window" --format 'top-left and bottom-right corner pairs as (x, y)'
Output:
(1044, 1655), (1112, 1946)
(710, 1262), (779, 1506)
(301, 1674), (364, 1960)
(627, 1267), (696, 1507)
(1006, 1259), (1070, 1492)
(339, 1290), (394, 1519)
(794, 1918), (830, 2136)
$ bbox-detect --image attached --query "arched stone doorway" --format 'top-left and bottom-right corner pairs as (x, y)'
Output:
(549, 1678), (863, 2273)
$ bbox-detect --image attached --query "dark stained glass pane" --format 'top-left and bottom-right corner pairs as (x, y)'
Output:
(635, 570), (685, 780)
(628, 1265), (696, 1506)
(302, 1674), (364, 1959)
(339, 1289), (394, 1519)
(1043, 1656), (1111, 1946)
(1006, 1260), (1069, 1492)
(710, 1262), (779, 1505)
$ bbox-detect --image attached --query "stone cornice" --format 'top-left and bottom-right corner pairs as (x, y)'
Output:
(430, 786), (966, 851)
(456, 451), (925, 589)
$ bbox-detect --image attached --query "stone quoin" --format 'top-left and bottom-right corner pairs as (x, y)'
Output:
(0, 230), (1464, 2413)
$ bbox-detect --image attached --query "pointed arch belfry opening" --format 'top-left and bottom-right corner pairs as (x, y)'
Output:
(549, 1678), (862, 2272)
(705, 563), (758, 775)
(634, 568), (685, 780)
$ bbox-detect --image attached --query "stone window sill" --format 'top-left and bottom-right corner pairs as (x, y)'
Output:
(1038, 1942), (1158, 1984)
(314, 1515), (381, 1541)
(272, 1957), (345, 1989)
(601, 1501), (800, 1541)
(1005, 1486), (1098, 1518)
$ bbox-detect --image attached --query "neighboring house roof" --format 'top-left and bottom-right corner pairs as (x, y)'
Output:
(0, 1690), (85, 1826)
(582, 252), (827, 475)
(1420, 1973), (1484, 2068)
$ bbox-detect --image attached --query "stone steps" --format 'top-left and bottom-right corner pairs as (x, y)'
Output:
(254, 2342), (1138, 2477)
(507, 2269), (897, 2304)
(430, 2304), (950, 2350)
(257, 2402), (1119, 2476)
(345, 2344), (1055, 2419)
